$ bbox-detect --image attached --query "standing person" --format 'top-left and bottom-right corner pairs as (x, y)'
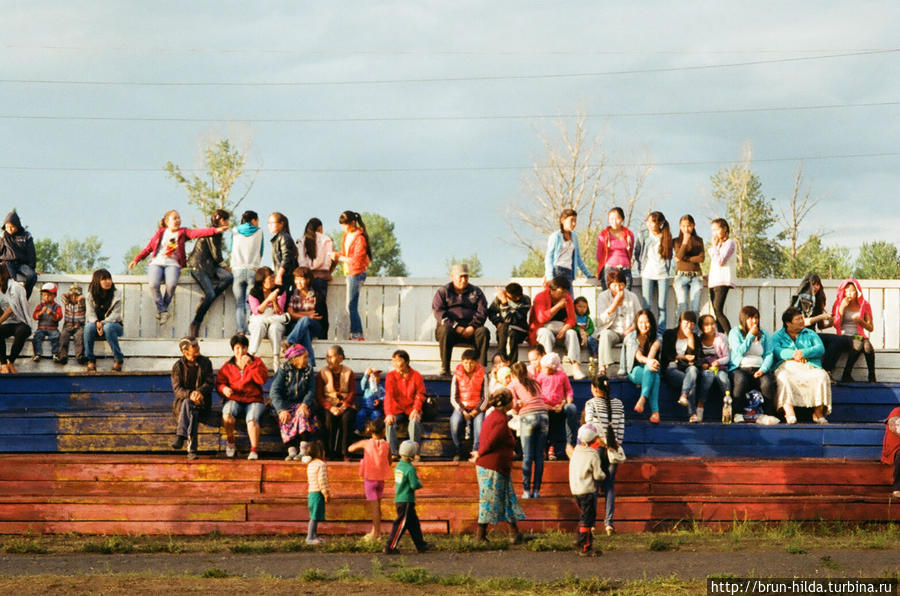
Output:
(0, 266), (31, 374)
(187, 209), (233, 339)
(623, 310), (662, 423)
(486, 282), (531, 364)
(474, 388), (525, 543)
(672, 214), (705, 316)
(728, 306), (776, 423)
(595, 269), (643, 377)
(0, 211), (37, 299)
(54, 283), (86, 365)
(635, 211), (673, 337)
(544, 208), (592, 287)
(832, 278), (877, 383)
(267, 212), (298, 296)
(297, 217), (335, 298)
(30, 282), (62, 362)
(348, 418), (393, 542)
(216, 334), (269, 460)
(771, 307), (831, 425)
(792, 273), (840, 376)
(330, 211), (371, 341)
(535, 353), (578, 460)
(84, 269), (125, 373)
(305, 441), (329, 545)
(449, 348), (489, 462)
(596, 206), (636, 291)
(170, 337), (214, 460)
(383, 350), (425, 458)
(708, 218), (736, 334)
(247, 266), (289, 370)
(285, 267), (329, 367)
(661, 311), (702, 422)
(129, 210), (227, 324)
(583, 376), (625, 536)
(568, 423), (606, 557)
(230, 210), (264, 335)
(270, 344), (320, 461)
(316, 345), (357, 460)
(529, 276), (586, 380)
(883, 408), (900, 499)
(433, 263), (489, 374)
(383, 440), (429, 554)
(508, 361), (548, 499)
(696, 314), (732, 423)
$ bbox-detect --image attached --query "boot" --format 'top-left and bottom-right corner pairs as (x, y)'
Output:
(508, 522), (524, 544)
(841, 348), (861, 382)
(864, 350), (876, 383)
(475, 523), (488, 542)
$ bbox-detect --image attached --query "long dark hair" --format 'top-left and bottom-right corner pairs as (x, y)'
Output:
(591, 375), (618, 450)
(559, 208), (577, 240)
(270, 212), (290, 235)
(249, 266), (275, 302)
(88, 268), (115, 306)
(711, 217), (730, 239)
(510, 361), (540, 396)
(0, 264), (9, 293)
(302, 217), (323, 261)
(634, 309), (657, 355)
(675, 214), (700, 245)
(339, 211), (372, 259)
(647, 211), (673, 259)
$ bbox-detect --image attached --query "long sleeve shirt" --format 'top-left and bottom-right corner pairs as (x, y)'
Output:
(583, 397), (625, 447)
(727, 328), (774, 373)
(432, 282), (488, 328)
(307, 459), (329, 494)
(216, 356), (269, 404)
(568, 445), (606, 495)
(384, 368), (425, 416)
(528, 288), (575, 344)
(770, 327), (825, 369)
(316, 365), (356, 410)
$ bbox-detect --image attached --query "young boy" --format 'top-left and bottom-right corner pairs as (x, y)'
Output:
(55, 283), (86, 364)
(569, 423), (606, 557)
(487, 282), (531, 363)
(31, 282), (62, 362)
(355, 367), (385, 433)
(384, 440), (428, 554)
(450, 349), (488, 462)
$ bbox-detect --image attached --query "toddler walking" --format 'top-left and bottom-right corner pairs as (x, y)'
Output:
(384, 440), (428, 554)
(569, 423), (606, 556)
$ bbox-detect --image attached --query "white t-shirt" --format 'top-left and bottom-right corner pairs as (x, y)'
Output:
(643, 234), (668, 280)
(149, 229), (181, 268)
(740, 339), (764, 369)
(556, 239), (575, 271)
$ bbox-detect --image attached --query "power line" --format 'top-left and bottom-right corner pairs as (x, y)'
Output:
(1, 49), (896, 87)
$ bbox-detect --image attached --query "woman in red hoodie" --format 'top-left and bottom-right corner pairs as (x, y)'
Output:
(595, 207), (635, 290)
(831, 278), (876, 383)
(216, 334), (269, 460)
(883, 407), (900, 498)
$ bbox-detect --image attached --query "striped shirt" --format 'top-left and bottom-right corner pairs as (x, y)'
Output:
(584, 397), (625, 446)
(306, 459), (329, 494)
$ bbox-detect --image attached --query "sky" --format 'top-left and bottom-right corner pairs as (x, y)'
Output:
(2, 1), (898, 276)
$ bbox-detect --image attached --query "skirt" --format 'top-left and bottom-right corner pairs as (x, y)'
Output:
(280, 403), (320, 443)
(476, 465), (526, 525)
(775, 360), (832, 414)
(308, 491), (325, 522)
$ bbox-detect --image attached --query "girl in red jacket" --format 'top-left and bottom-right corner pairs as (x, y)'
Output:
(330, 211), (371, 340)
(832, 278), (876, 383)
(595, 207), (635, 290)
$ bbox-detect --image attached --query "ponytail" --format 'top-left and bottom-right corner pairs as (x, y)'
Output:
(339, 210), (372, 259)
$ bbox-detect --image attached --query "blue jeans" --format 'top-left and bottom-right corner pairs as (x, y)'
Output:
(450, 409), (484, 455)
(386, 412), (422, 455)
(664, 365), (700, 415)
(548, 402), (579, 450)
(698, 368), (731, 406)
(147, 264), (181, 313)
(599, 266), (633, 291)
(520, 411), (549, 494)
(673, 273), (703, 315)
(585, 335), (598, 357)
(628, 364), (660, 413)
(232, 268), (254, 334)
(5, 263), (37, 298)
(311, 277), (329, 298)
(599, 450), (618, 528)
(346, 272), (366, 337)
(32, 329), (60, 356)
(222, 400), (267, 423)
(285, 317), (324, 367)
(83, 322), (124, 363)
(190, 267), (234, 329)
(641, 277), (669, 335)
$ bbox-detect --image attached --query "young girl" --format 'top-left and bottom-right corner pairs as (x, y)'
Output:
(268, 212), (298, 296)
(708, 218), (736, 334)
(355, 367), (385, 432)
(583, 376), (625, 536)
(596, 206), (635, 290)
(231, 210), (264, 335)
(297, 217), (335, 298)
(330, 211), (371, 341)
(573, 296), (598, 361)
(84, 268), (125, 373)
(623, 309), (662, 423)
(636, 212), (673, 337)
(728, 306), (776, 424)
(509, 361), (548, 499)
(129, 210), (227, 324)
(672, 214), (705, 316)
(348, 418), (392, 542)
(697, 314), (732, 423)
(247, 266), (288, 370)
(305, 441), (329, 545)
(832, 278), (876, 383)
(544, 208), (592, 287)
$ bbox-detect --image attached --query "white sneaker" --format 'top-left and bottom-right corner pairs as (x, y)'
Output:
(696, 407), (704, 421)
(571, 362), (587, 380)
(733, 414), (744, 423)
(225, 443), (236, 458)
(158, 311), (170, 325)
(247, 451), (259, 460)
(285, 446), (299, 461)
(305, 537), (321, 545)
(300, 455), (312, 464)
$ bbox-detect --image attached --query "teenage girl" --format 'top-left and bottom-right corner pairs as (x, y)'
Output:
(596, 206), (635, 290)
(331, 211), (371, 340)
(708, 218), (736, 334)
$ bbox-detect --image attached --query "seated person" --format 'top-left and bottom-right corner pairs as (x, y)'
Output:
(771, 307), (831, 424)
(384, 349), (425, 458)
(487, 282), (531, 364)
(728, 306), (776, 424)
(696, 314), (732, 422)
(529, 276), (585, 379)
(623, 309), (662, 423)
(661, 311), (702, 422)
(432, 263), (489, 376)
(355, 367), (385, 433)
(285, 266), (329, 368)
(573, 296), (598, 362)
(316, 345), (356, 460)
(883, 407), (900, 499)
(450, 348), (489, 462)
(831, 278), (876, 383)
(535, 352), (578, 460)
(216, 333), (269, 460)
(31, 282), (62, 362)
(270, 344), (319, 461)
(595, 269), (643, 377)
(170, 337), (214, 460)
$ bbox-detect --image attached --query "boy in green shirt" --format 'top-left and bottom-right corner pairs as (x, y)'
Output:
(384, 440), (429, 554)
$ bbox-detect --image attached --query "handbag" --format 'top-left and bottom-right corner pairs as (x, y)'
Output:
(507, 412), (521, 436)
(420, 391), (440, 421)
(604, 397), (626, 463)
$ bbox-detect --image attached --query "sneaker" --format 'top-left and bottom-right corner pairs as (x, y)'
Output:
(605, 526), (614, 536)
(187, 451), (198, 460)
(416, 541), (431, 553)
(547, 447), (557, 461)
(677, 395), (689, 407)
(225, 443), (237, 458)
(31, 355), (41, 362)
(521, 491), (531, 499)
(814, 416), (829, 425)
(532, 491), (540, 498)
(300, 455), (312, 464)
(305, 537), (322, 545)
(733, 413), (744, 424)
(285, 446), (298, 461)
(158, 311), (170, 325)
(247, 451), (259, 460)
(170, 436), (186, 450)
(571, 362), (586, 380)
(696, 406), (704, 421)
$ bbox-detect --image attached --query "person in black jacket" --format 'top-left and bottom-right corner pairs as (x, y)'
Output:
(0, 211), (37, 299)
(268, 212), (298, 296)
(487, 282), (531, 364)
(660, 310), (702, 422)
(170, 337), (215, 460)
(432, 263), (489, 375)
(187, 209), (233, 338)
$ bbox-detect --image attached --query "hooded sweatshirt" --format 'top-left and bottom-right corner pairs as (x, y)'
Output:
(0, 212), (36, 268)
(832, 278), (873, 338)
(230, 223), (264, 271)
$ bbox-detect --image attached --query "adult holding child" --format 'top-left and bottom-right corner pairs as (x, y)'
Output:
(594, 269), (643, 377)
(672, 214), (705, 316)
(0, 265), (31, 374)
(217, 333), (269, 460)
(316, 345), (357, 460)
(187, 209), (233, 339)
(771, 307), (831, 425)
(230, 210), (264, 335)
(0, 211), (37, 299)
(529, 276), (586, 380)
(297, 217), (334, 298)
(330, 211), (371, 341)
(543, 208), (592, 287)
(433, 263), (489, 376)
(84, 268), (125, 373)
(285, 267), (329, 367)
(596, 206), (636, 291)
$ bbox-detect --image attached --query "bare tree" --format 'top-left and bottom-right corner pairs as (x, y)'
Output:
(777, 163), (823, 278)
(609, 147), (655, 228)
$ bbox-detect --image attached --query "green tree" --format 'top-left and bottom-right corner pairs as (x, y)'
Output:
(779, 235), (852, 280)
(56, 236), (109, 273)
(853, 241), (900, 279)
(165, 138), (257, 221)
(123, 245), (148, 275)
(34, 238), (60, 273)
(330, 212), (408, 277)
(511, 250), (543, 276)
(445, 254), (483, 277)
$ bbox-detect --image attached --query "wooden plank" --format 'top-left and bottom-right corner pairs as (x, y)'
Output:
(883, 289), (900, 350)
(326, 281), (348, 341)
(139, 277), (159, 340)
(757, 285), (775, 332)
(0, 502), (247, 522)
(0, 480), (261, 497)
(382, 285), (400, 341)
(867, 288), (885, 349)
(361, 282), (383, 341)
(122, 283), (142, 340)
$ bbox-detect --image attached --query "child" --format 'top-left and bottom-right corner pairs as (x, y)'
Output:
(355, 367), (385, 433)
(487, 282), (531, 363)
(450, 349), (489, 462)
(31, 282), (62, 361)
(384, 440), (428, 554)
(583, 375), (625, 536)
(55, 283), (86, 364)
(569, 423), (606, 557)
(348, 418), (392, 541)
(574, 296), (599, 361)
(526, 344), (546, 378)
(305, 441), (329, 545)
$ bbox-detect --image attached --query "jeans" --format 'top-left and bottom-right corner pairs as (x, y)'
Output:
(386, 412), (422, 455)
(32, 329), (60, 356)
(310, 276), (329, 298)
(536, 322), (580, 362)
(83, 322), (124, 363)
(641, 277), (669, 335)
(599, 449), (618, 528)
(673, 273), (703, 315)
(190, 267), (234, 329)
(175, 398), (216, 452)
(147, 264), (181, 313)
(664, 365), (699, 415)
(547, 402), (579, 450)
(585, 335), (598, 357)
(698, 368), (731, 406)
(450, 409), (484, 455)
(285, 317), (324, 367)
(731, 368), (777, 415)
(519, 411), (549, 493)
(0, 322), (31, 364)
(628, 364), (660, 413)
(222, 400), (267, 423)
(5, 263), (37, 299)
(58, 323), (85, 361)
(552, 266), (574, 295)
(232, 268), (255, 334)
(346, 272), (366, 337)
(600, 266), (633, 291)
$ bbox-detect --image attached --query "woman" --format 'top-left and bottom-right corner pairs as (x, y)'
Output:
(793, 273), (840, 375)
(84, 268), (125, 372)
(187, 209), (233, 339)
(708, 218), (736, 334)
(474, 387), (525, 543)
(832, 278), (876, 383)
(230, 210), (264, 335)
(583, 375), (625, 536)
(596, 206), (635, 290)
(508, 361), (548, 499)
(383, 349), (425, 457)
(247, 266), (289, 370)
(772, 307), (831, 424)
(0, 211), (37, 299)
(543, 208), (592, 288)
(623, 309), (662, 423)
(316, 345), (357, 460)
(672, 214), (705, 316)
(696, 314), (732, 422)
(285, 267), (329, 368)
(635, 211), (673, 336)
(270, 344), (320, 461)
(331, 211), (371, 341)
(296, 217), (335, 297)
(728, 306), (776, 423)
(268, 212), (298, 296)
(0, 266), (30, 374)
(661, 311), (702, 422)
(129, 210), (227, 324)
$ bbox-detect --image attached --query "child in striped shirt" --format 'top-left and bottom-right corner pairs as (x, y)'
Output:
(305, 441), (329, 545)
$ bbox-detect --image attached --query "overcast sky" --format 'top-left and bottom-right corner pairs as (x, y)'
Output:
(2, 1), (898, 276)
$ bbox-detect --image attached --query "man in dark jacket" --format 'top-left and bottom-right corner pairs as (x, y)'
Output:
(171, 337), (215, 460)
(187, 209), (234, 338)
(0, 211), (37, 298)
(432, 263), (489, 375)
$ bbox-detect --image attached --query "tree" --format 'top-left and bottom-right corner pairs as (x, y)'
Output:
(330, 212), (408, 277)
(123, 245), (147, 275)
(445, 254), (483, 277)
(853, 241), (900, 279)
(782, 235), (852, 280)
(165, 138), (257, 221)
(510, 250), (543, 277)
(776, 164), (822, 278)
(34, 236), (109, 274)
(34, 238), (60, 273)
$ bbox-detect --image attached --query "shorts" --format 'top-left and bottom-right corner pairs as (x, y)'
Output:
(222, 400), (267, 423)
(363, 480), (385, 501)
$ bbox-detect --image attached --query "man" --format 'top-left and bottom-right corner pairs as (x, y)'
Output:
(529, 276), (586, 380)
(432, 263), (489, 375)
(0, 211), (37, 299)
(216, 333), (270, 460)
(171, 337), (215, 460)
(595, 269), (643, 377)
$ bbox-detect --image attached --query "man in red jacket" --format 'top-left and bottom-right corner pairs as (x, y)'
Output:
(216, 334), (269, 460)
(529, 276), (586, 380)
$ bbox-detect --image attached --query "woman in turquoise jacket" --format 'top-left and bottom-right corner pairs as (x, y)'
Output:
(544, 209), (592, 287)
(770, 307), (831, 424)
(727, 305), (776, 423)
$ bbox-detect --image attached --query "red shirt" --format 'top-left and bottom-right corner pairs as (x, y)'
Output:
(528, 287), (576, 345)
(215, 356), (269, 403)
(476, 409), (516, 477)
(882, 407), (900, 465)
(384, 368), (425, 416)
